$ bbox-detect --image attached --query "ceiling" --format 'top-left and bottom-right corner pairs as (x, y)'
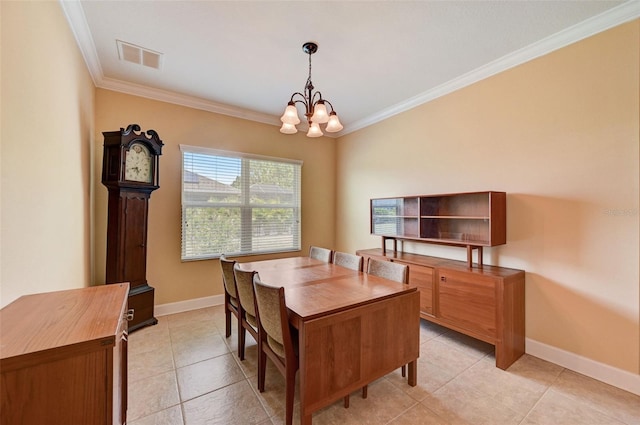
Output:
(61, 1), (638, 136)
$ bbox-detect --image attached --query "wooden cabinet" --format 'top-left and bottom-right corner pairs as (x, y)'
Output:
(357, 249), (525, 370)
(0, 284), (130, 425)
(371, 191), (506, 266)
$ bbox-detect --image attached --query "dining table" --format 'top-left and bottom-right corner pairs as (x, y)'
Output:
(238, 256), (420, 425)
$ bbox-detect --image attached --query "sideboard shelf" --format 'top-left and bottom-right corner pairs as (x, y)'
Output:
(371, 191), (506, 266)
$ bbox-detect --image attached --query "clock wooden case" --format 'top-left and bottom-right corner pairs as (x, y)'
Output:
(102, 124), (163, 332)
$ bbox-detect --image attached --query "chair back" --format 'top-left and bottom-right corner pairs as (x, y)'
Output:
(220, 255), (238, 298)
(309, 246), (333, 263)
(253, 276), (294, 360)
(333, 251), (363, 271)
(234, 266), (258, 327)
(367, 258), (409, 284)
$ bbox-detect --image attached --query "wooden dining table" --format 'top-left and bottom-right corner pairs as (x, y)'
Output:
(238, 256), (420, 425)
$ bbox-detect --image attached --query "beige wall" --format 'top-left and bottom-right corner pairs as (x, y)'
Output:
(336, 21), (640, 374)
(1, 1), (95, 307)
(94, 90), (336, 305)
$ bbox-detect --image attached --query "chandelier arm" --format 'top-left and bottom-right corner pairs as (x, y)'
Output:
(323, 99), (336, 113)
(310, 91), (324, 107)
(289, 92), (307, 103)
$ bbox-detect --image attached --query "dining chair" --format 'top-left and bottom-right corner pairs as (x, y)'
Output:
(367, 258), (409, 284)
(309, 245), (333, 263)
(344, 258), (410, 408)
(219, 255), (240, 339)
(253, 275), (299, 425)
(233, 265), (259, 361)
(332, 251), (364, 271)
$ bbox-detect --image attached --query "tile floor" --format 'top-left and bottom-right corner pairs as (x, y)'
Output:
(128, 306), (640, 425)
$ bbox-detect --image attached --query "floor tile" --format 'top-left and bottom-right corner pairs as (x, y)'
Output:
(520, 388), (627, 425)
(442, 356), (557, 416)
(433, 328), (494, 360)
(177, 353), (246, 401)
(336, 379), (419, 424)
(129, 319), (171, 356)
(418, 320), (449, 344)
(387, 338), (481, 401)
(129, 342), (175, 383)
(128, 405), (184, 425)
(387, 402), (448, 424)
(182, 380), (269, 425)
(171, 322), (231, 368)
(128, 370), (181, 422)
(165, 307), (216, 330)
(550, 369), (640, 424)
(424, 382), (525, 425)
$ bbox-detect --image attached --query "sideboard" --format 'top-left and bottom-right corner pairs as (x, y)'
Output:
(357, 248), (525, 369)
(0, 283), (130, 425)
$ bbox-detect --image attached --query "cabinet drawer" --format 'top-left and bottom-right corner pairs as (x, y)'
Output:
(436, 268), (496, 339)
(393, 260), (434, 316)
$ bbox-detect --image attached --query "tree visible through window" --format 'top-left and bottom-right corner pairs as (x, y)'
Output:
(180, 146), (302, 260)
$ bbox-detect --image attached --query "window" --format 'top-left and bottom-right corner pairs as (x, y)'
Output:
(180, 145), (302, 261)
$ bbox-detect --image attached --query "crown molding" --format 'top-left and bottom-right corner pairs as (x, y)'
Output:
(100, 77), (281, 126)
(342, 0), (640, 136)
(61, 0), (639, 137)
(59, 0), (102, 85)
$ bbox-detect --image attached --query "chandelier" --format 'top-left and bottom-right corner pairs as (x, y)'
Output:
(280, 42), (343, 137)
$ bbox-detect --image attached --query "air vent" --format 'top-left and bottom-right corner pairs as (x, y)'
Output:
(116, 40), (162, 70)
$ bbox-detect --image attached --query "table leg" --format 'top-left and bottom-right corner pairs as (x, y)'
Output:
(407, 359), (417, 386)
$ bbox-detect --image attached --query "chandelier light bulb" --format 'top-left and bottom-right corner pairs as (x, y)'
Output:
(280, 102), (301, 125)
(279, 122), (298, 134)
(310, 101), (329, 124)
(307, 122), (323, 137)
(325, 112), (343, 133)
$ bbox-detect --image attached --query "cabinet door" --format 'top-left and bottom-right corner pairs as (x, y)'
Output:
(436, 268), (496, 340)
(394, 261), (434, 316)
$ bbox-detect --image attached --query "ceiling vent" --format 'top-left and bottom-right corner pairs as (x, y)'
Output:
(116, 40), (162, 70)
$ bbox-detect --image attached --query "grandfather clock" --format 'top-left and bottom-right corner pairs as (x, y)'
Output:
(101, 124), (163, 332)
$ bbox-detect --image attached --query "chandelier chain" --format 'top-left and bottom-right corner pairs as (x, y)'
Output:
(306, 51), (313, 93)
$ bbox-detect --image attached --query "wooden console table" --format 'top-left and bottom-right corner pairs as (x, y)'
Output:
(357, 249), (525, 369)
(0, 283), (130, 425)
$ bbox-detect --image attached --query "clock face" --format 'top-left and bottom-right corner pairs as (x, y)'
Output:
(125, 143), (153, 183)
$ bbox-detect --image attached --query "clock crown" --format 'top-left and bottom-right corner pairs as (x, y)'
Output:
(101, 124), (163, 189)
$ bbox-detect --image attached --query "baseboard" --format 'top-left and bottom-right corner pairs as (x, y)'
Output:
(526, 338), (640, 396)
(155, 294), (224, 317)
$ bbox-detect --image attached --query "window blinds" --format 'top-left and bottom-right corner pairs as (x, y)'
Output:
(180, 145), (302, 260)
